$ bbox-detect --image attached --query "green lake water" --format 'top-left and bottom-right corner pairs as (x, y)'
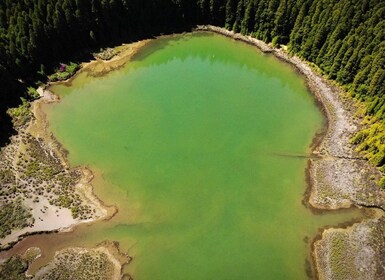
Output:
(44, 32), (366, 279)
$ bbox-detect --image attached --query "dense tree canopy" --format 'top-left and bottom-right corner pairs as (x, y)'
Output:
(1, 0), (384, 175)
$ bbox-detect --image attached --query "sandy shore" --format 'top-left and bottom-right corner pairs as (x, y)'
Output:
(0, 39), (152, 278)
(196, 25), (385, 279)
(0, 38), (152, 250)
(0, 88), (114, 249)
(53, 39), (151, 87)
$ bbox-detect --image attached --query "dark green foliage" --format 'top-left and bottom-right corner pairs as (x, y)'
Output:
(291, 0), (385, 113)
(350, 120), (385, 177)
(380, 176), (385, 189)
(0, 256), (27, 280)
(48, 62), (79, 82)
(6, 98), (32, 128)
(2, 0), (382, 116)
(0, 0), (188, 81)
(0, 0), (193, 141)
(0, 0), (384, 178)
(27, 87), (39, 99)
(0, 199), (32, 238)
(1, 0), (383, 115)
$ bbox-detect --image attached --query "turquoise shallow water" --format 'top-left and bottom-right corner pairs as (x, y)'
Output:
(45, 32), (365, 279)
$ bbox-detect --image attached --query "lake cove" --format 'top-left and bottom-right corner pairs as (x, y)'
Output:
(40, 32), (367, 279)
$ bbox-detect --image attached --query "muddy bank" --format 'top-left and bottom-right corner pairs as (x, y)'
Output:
(196, 25), (385, 279)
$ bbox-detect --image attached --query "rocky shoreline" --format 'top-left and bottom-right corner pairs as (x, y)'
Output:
(196, 25), (385, 279)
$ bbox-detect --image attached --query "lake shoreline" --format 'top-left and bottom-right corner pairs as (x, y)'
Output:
(52, 39), (152, 88)
(0, 40), (150, 277)
(195, 25), (385, 279)
(0, 88), (119, 251)
(2, 27), (385, 279)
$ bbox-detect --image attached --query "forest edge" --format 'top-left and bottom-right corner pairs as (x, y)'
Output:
(1, 27), (385, 279)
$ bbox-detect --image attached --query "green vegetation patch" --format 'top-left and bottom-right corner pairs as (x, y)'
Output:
(48, 62), (80, 82)
(328, 233), (358, 280)
(0, 127), (96, 241)
(0, 168), (15, 184)
(27, 87), (40, 99)
(350, 117), (385, 187)
(0, 256), (28, 280)
(7, 98), (33, 128)
(0, 131), (94, 221)
(36, 248), (116, 280)
(0, 199), (33, 238)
